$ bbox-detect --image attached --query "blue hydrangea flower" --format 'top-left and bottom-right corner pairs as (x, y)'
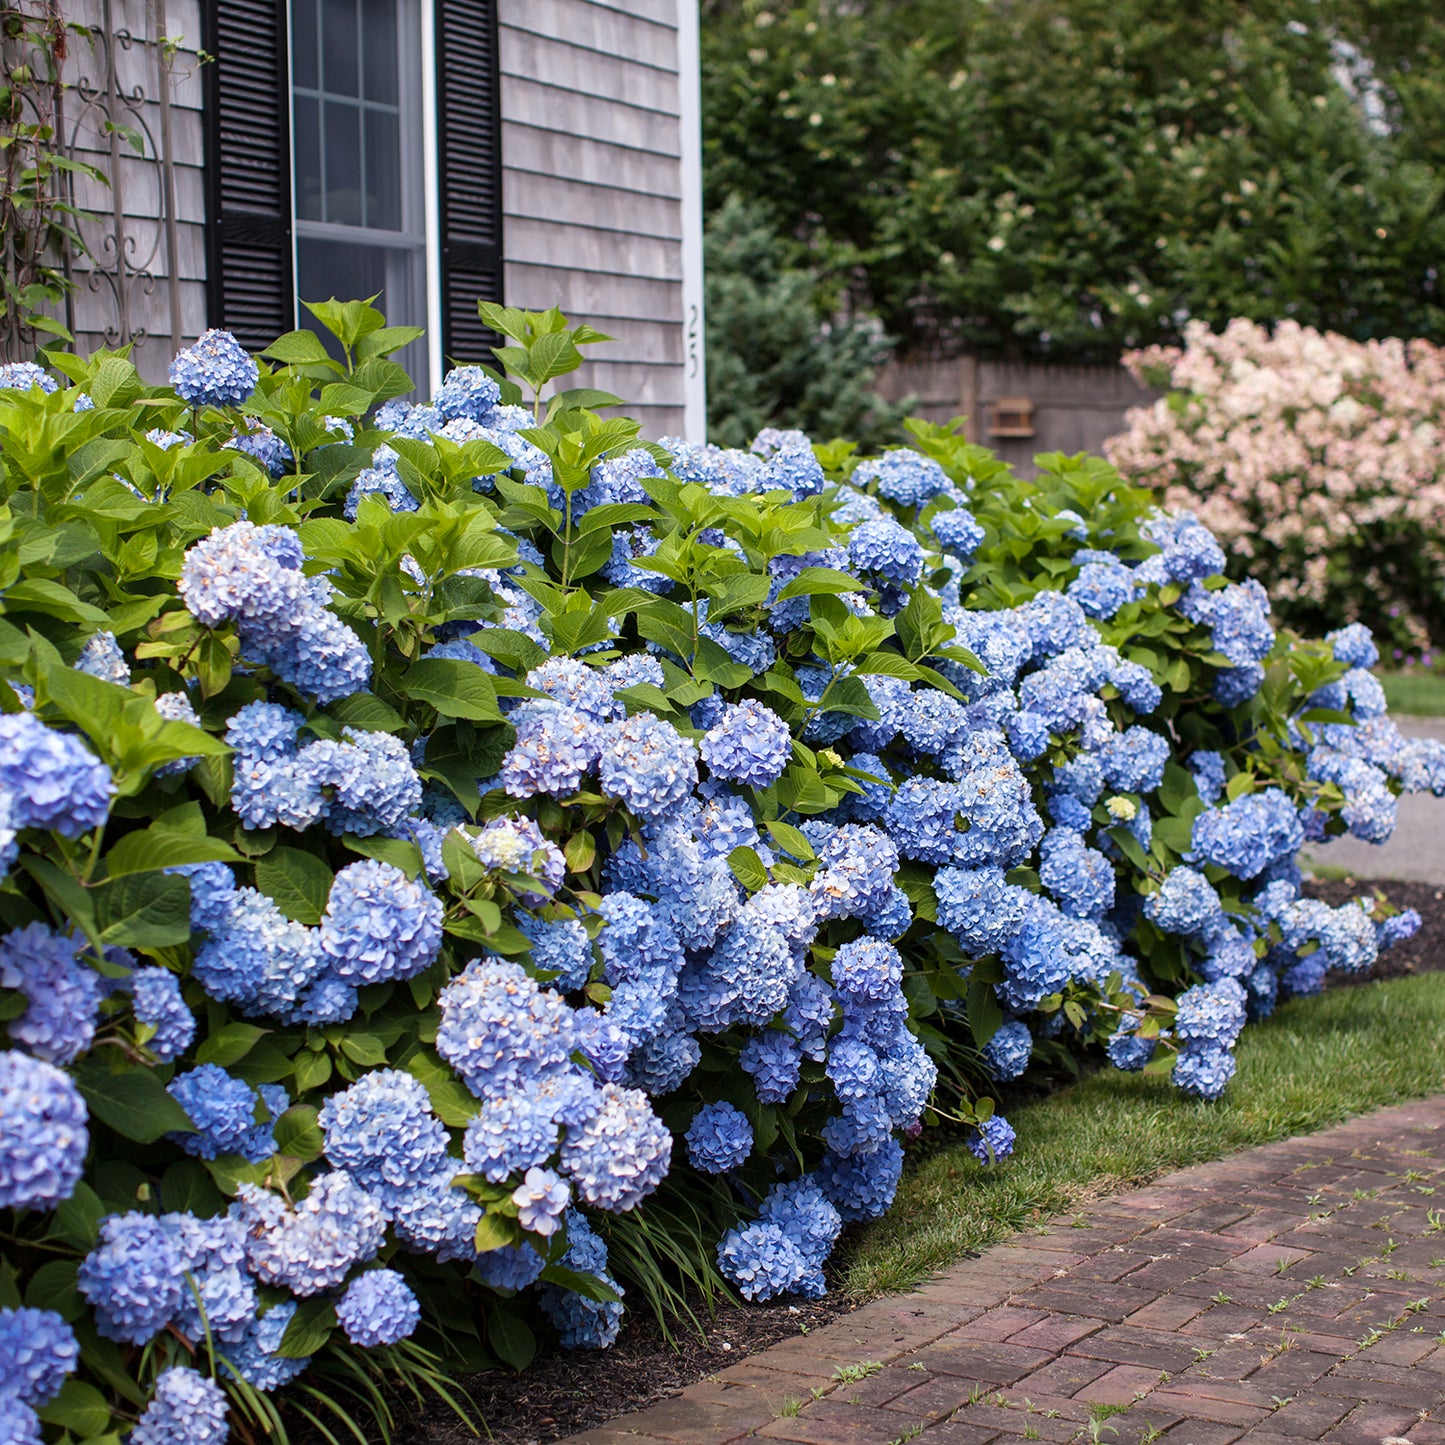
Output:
(0, 923), (103, 1065)
(816, 1139), (904, 1221)
(225, 421), (293, 476)
(162, 1211), (256, 1343)
(74, 630), (129, 684)
(0, 1050), (88, 1210)
(848, 515), (925, 585)
(0, 1393), (41, 1443)
(190, 885), (326, 1019)
(1099, 726), (1171, 794)
(1174, 978), (1248, 1049)
(0, 1307), (78, 1406)
(1173, 1044), (1237, 1100)
(981, 1020), (1032, 1081)
(337, 1270), (421, 1347)
(1106, 1030), (1157, 1071)
(538, 1212), (625, 1349)
(236, 1171), (387, 1295)
(434, 365), (502, 422)
(527, 657), (624, 722)
(598, 712), (698, 820)
(0, 361), (58, 394)
(931, 504), (986, 560)
(1039, 828), (1115, 921)
(131, 1367), (229, 1445)
(130, 966), (194, 1062)
(474, 1243), (547, 1291)
(558, 1082), (671, 1212)
(463, 1093), (560, 1182)
(218, 1302), (310, 1393)
(739, 1034), (809, 1098)
(437, 958), (578, 1097)
(830, 936), (903, 1004)
(500, 702), (604, 798)
(1068, 551), (1138, 618)
(756, 1177), (843, 1297)
(967, 1114), (1017, 1163)
(319, 860), (443, 985)
(319, 1069), (449, 1198)
(1189, 789), (1304, 881)
(168, 329), (258, 406)
(1141, 512), (1226, 582)
(1326, 622), (1379, 670)
(346, 463), (418, 519)
(513, 1166), (571, 1237)
(934, 866), (1032, 955)
(1144, 866), (1225, 936)
(684, 1102), (753, 1173)
(0, 712), (113, 836)
(700, 700), (793, 789)
(519, 915), (593, 991)
(167, 1064), (281, 1163)
(717, 1221), (807, 1301)
(78, 1212), (185, 1344)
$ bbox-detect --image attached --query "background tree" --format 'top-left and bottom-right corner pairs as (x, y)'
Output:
(701, 0), (1445, 365)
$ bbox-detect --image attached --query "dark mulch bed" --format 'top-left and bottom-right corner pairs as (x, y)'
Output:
(393, 1294), (856, 1445)
(359, 875), (1445, 1445)
(1304, 876), (1445, 981)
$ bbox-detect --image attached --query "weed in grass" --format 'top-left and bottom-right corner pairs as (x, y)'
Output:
(887, 1427), (926, 1445)
(842, 975), (1445, 1298)
(1274, 1257), (1293, 1275)
(1306, 1275), (1327, 1290)
(1210, 1292), (1233, 1305)
(1432, 1257), (1445, 1268)
(1353, 1187), (1378, 1200)
(907, 1362), (927, 1372)
(1386, 1268), (1411, 1281)
(1271, 1396), (1295, 1409)
(1405, 1170), (1429, 1183)
(1306, 1193), (1324, 1206)
(1138, 1427), (1166, 1445)
(777, 1398), (804, 1419)
(1077, 1419), (1120, 1444)
(1024, 1428), (1040, 1441)
(1071, 1215), (1090, 1228)
(832, 1362), (883, 1385)
(1408, 1298), (1429, 1313)
(1090, 1403), (1132, 1422)
(1268, 1298), (1291, 1315)
(1193, 1347), (1216, 1362)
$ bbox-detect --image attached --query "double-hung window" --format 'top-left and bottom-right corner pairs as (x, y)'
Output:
(290, 0), (432, 388)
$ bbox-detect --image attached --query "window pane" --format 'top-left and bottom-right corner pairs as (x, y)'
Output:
(292, 0), (319, 91)
(362, 0), (398, 105)
(293, 95), (323, 221)
(321, 0), (359, 97)
(324, 100), (363, 225)
(296, 236), (428, 390)
(364, 107), (401, 230)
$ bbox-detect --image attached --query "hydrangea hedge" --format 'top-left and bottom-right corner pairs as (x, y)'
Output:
(0, 300), (1434, 1444)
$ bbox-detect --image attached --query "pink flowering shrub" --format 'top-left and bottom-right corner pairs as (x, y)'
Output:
(1107, 318), (1445, 656)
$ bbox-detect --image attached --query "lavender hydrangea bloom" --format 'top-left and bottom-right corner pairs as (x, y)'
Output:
(131, 966), (195, 1062)
(168, 329), (257, 406)
(700, 700), (793, 789)
(78, 1213), (185, 1344)
(512, 1166), (571, 1236)
(0, 923), (103, 1064)
(0, 1308), (78, 1405)
(219, 1302), (310, 1392)
(0, 361), (58, 394)
(598, 712), (698, 819)
(1189, 789), (1304, 881)
(0, 712), (113, 836)
(131, 1367), (230, 1445)
(319, 860), (443, 984)
(684, 1101), (753, 1173)
(967, 1114), (1017, 1163)
(716, 1221), (807, 1301)
(981, 1020), (1032, 1081)
(167, 1064), (281, 1162)
(337, 1270), (421, 1347)
(559, 1082), (671, 1211)
(538, 1213), (625, 1348)
(236, 1172), (387, 1295)
(0, 1051), (88, 1210)
(319, 1069), (450, 1197)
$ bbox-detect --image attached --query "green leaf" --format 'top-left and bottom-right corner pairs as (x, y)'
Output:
(403, 658), (504, 722)
(406, 1050), (480, 1127)
(73, 1057), (196, 1143)
(485, 1300), (537, 1371)
(254, 847), (334, 925)
(774, 566), (863, 602)
(340, 1031), (389, 1067)
(328, 692), (406, 733)
(104, 825), (240, 879)
(727, 845), (770, 892)
(277, 1297), (337, 1358)
(966, 977), (1004, 1050)
(159, 1159), (226, 1217)
(539, 1263), (622, 1304)
(92, 872), (192, 948)
(272, 1105), (325, 1162)
(37, 1379), (111, 1437)
(764, 820), (815, 861)
(24, 1261), (83, 1321)
(261, 329), (338, 367)
(474, 1210), (518, 1255)
(195, 1022), (269, 1069)
(50, 1182), (105, 1249)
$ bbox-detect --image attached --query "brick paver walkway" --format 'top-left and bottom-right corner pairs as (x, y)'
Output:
(559, 1097), (1445, 1445)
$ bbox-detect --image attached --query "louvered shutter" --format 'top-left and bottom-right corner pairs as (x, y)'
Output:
(203, 0), (294, 349)
(436, 0), (505, 361)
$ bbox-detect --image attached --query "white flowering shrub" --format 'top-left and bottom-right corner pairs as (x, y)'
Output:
(1107, 317), (1445, 657)
(0, 301), (1433, 1443)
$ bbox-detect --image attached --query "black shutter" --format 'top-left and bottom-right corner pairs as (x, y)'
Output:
(436, 0), (504, 361)
(203, 0), (294, 349)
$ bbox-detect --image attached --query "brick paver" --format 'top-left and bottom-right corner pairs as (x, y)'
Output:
(555, 1098), (1445, 1445)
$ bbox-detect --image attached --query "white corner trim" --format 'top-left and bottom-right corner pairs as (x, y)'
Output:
(420, 0), (445, 392)
(676, 0), (707, 443)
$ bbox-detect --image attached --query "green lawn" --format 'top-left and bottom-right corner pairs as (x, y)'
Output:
(1379, 669), (1445, 717)
(843, 972), (1445, 1297)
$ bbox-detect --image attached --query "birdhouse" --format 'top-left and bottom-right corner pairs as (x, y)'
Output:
(987, 396), (1036, 438)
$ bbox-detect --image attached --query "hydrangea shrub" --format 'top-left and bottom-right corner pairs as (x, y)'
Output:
(0, 299), (1430, 1443)
(1107, 317), (1445, 656)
